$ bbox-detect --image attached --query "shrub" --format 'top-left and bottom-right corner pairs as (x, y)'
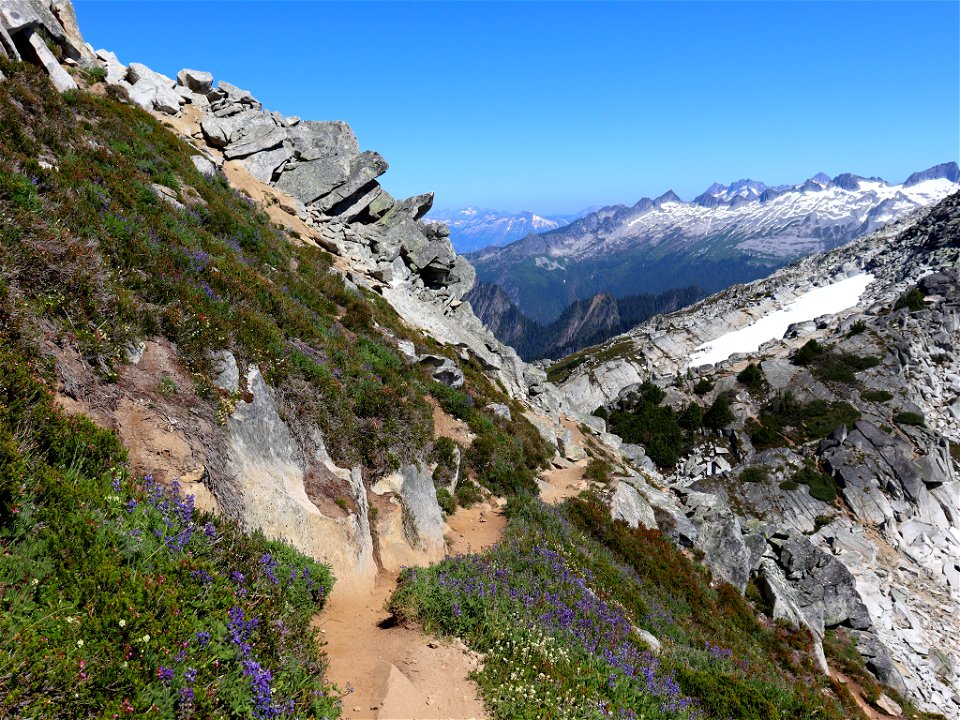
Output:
(703, 394), (735, 431)
(693, 377), (714, 395)
(862, 389), (893, 403)
(454, 479), (482, 508)
(791, 339), (823, 366)
(677, 402), (703, 432)
(846, 320), (867, 336)
(793, 462), (837, 502)
(435, 487), (457, 515)
(81, 65), (109, 83)
(584, 457), (612, 483)
(430, 436), (460, 487)
(740, 466), (769, 484)
(894, 288), (926, 312)
(429, 381), (474, 421)
(894, 411), (925, 427)
(737, 363), (765, 392)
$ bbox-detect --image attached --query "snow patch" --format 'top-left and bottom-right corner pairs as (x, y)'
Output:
(687, 273), (875, 367)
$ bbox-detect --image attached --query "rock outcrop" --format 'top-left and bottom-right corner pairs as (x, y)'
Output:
(588, 195), (960, 717)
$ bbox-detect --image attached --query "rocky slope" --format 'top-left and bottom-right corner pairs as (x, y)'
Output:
(425, 206), (574, 253)
(555, 192), (960, 717)
(468, 165), (960, 323)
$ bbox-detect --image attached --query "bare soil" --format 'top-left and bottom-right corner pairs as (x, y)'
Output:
(316, 575), (486, 720)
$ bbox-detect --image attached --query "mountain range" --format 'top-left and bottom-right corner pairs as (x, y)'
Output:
(467, 163), (960, 323)
(425, 207), (580, 253)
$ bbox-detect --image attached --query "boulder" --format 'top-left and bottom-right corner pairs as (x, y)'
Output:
(851, 630), (909, 695)
(190, 154), (219, 177)
(610, 481), (656, 529)
(210, 350), (239, 393)
(773, 533), (871, 630)
(558, 427), (587, 462)
(49, 0), (95, 61)
(126, 62), (180, 114)
(177, 67), (213, 94)
(375, 464), (446, 571)
(25, 28), (76, 92)
(417, 354), (464, 389)
(241, 144), (294, 184)
(95, 48), (126, 85)
(223, 366), (376, 594)
(222, 124), (288, 160)
(310, 151), (389, 214)
(690, 502), (753, 591)
(216, 80), (260, 108)
(200, 109), (273, 148)
(485, 403), (512, 421)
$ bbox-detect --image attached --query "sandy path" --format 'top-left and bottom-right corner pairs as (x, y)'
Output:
(317, 574), (486, 720)
(445, 501), (507, 556)
(540, 462), (589, 504)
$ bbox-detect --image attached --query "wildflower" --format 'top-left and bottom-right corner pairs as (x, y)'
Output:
(141, 634), (151, 643)
(118, 619), (126, 628)
(196, 630), (211, 646)
(76, 639), (84, 648)
(157, 666), (174, 684)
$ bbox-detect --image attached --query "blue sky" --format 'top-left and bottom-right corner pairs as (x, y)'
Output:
(74, 1), (959, 214)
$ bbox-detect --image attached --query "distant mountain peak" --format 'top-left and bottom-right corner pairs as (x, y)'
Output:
(903, 161), (960, 188)
(655, 190), (682, 205)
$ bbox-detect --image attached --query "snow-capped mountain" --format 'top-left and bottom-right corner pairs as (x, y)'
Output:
(425, 207), (575, 253)
(468, 162), (960, 323)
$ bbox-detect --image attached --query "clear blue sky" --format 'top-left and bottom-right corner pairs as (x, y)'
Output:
(74, 1), (959, 214)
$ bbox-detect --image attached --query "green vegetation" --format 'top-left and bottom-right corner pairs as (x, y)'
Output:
(693, 377), (714, 396)
(0, 346), (338, 718)
(748, 392), (861, 450)
(80, 65), (109, 84)
(702, 394), (735, 431)
(737, 363), (765, 392)
(607, 382), (687, 469)
(846, 320), (867, 337)
(894, 288), (926, 312)
(393, 496), (861, 720)
(584, 457), (612, 483)
(861, 389), (894, 403)
(429, 436), (460, 488)
(0, 60), (439, 477)
(894, 411), (926, 427)
(790, 340), (880, 384)
(740, 466), (769, 484)
(605, 383), (734, 469)
(792, 461), (838, 503)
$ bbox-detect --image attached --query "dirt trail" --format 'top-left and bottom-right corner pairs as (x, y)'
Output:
(540, 462), (589, 504)
(317, 574), (486, 720)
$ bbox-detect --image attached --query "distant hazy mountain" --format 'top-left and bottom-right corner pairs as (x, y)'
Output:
(425, 207), (579, 253)
(467, 162), (960, 323)
(466, 281), (704, 360)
